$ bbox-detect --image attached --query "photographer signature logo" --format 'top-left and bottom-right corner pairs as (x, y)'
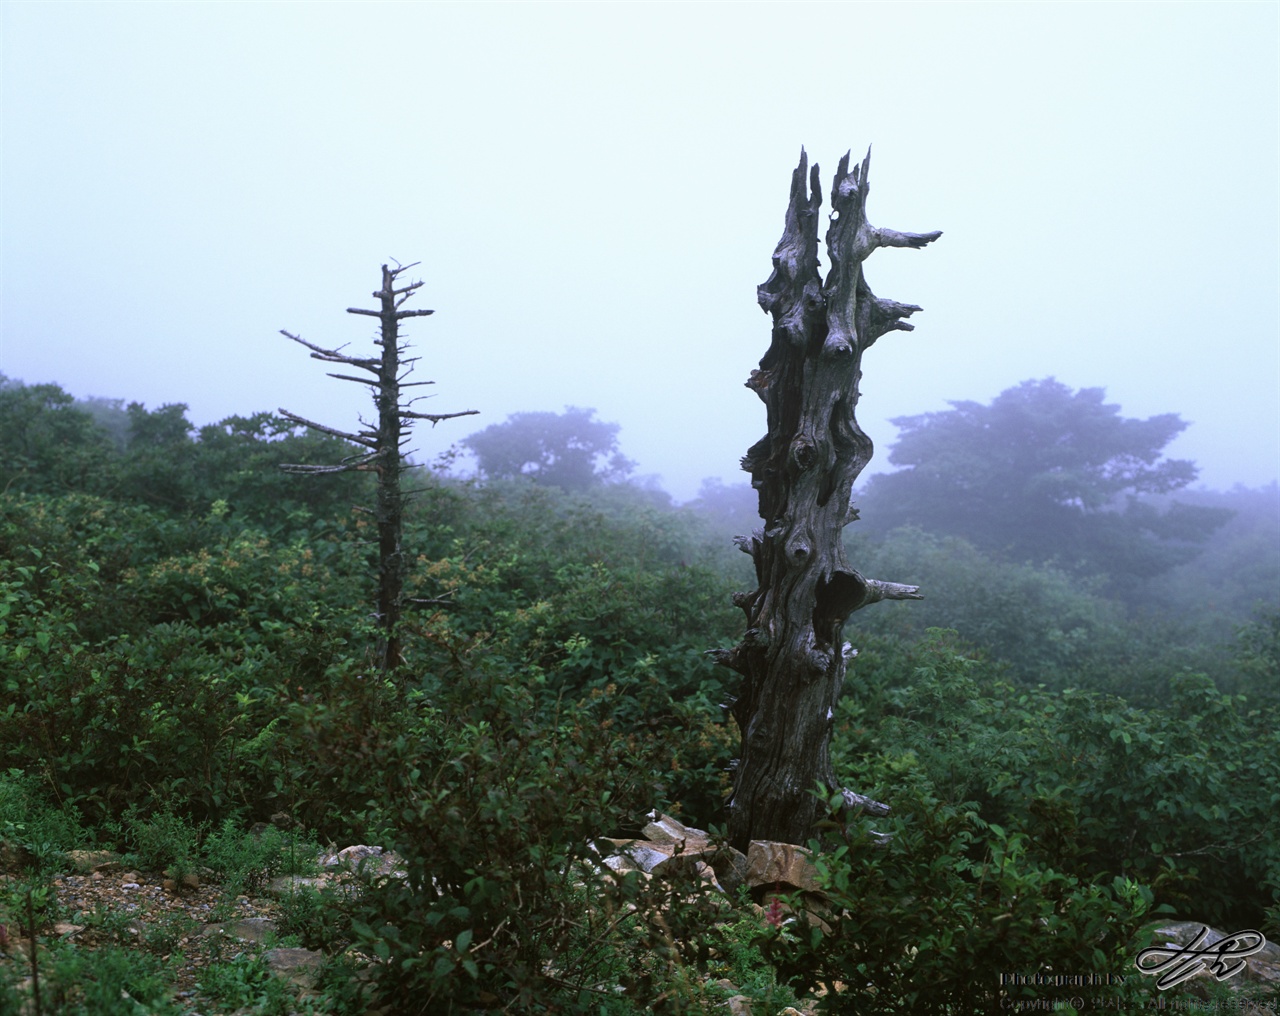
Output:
(1134, 926), (1267, 989)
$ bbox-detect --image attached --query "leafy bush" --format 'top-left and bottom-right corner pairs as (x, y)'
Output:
(0, 769), (84, 867)
(196, 950), (298, 1015)
(292, 642), (730, 1013)
(757, 801), (1165, 1014)
(834, 632), (1280, 931)
(40, 944), (181, 1016)
(121, 805), (204, 878)
(202, 819), (320, 896)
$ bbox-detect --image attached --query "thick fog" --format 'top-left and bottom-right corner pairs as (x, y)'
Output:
(2, 3), (1276, 500)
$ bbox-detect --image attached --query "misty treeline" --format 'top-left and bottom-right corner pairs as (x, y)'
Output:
(1, 370), (1277, 1012)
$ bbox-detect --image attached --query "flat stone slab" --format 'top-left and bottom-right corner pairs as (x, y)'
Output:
(642, 812), (711, 851)
(263, 946), (323, 988)
(64, 850), (121, 872)
(202, 917), (278, 943)
(267, 875), (328, 896)
(600, 839), (675, 874)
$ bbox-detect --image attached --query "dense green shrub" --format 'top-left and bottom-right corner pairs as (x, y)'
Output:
(303, 650), (729, 1013)
(757, 803), (1164, 1014)
(833, 632), (1280, 931)
(2, 383), (1277, 1013)
(846, 527), (1242, 704)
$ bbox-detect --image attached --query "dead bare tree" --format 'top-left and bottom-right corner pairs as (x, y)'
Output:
(278, 262), (477, 674)
(718, 149), (940, 852)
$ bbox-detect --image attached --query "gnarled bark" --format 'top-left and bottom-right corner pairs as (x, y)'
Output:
(723, 150), (939, 852)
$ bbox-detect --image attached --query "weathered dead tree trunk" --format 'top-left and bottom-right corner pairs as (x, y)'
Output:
(719, 149), (939, 852)
(279, 262), (477, 674)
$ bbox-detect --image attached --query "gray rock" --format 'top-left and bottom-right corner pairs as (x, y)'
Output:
(201, 917), (278, 944)
(1146, 922), (1280, 986)
(601, 840), (676, 875)
(63, 849), (120, 872)
(642, 812), (711, 851)
(267, 875), (327, 896)
(319, 844), (406, 878)
(706, 844), (750, 895)
(263, 946), (323, 988)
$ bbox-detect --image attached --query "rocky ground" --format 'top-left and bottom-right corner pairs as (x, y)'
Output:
(3, 817), (1277, 1014)
(0, 826), (826, 1016)
(2, 846), (360, 1015)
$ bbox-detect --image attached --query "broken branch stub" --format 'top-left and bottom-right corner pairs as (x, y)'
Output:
(726, 148), (938, 852)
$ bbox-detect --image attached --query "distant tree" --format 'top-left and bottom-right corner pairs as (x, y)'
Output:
(114, 402), (198, 510)
(858, 378), (1232, 588)
(0, 375), (113, 494)
(462, 407), (634, 492)
(193, 412), (372, 526)
(686, 478), (759, 544)
(75, 396), (130, 450)
(278, 262), (477, 674)
(1143, 484), (1280, 627)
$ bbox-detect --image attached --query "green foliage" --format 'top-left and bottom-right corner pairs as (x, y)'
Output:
(37, 944), (181, 1015)
(121, 806), (204, 877)
(845, 527), (1240, 704)
(1, 376), (1276, 1012)
(75, 394), (131, 449)
(0, 377), (370, 527)
(274, 883), (351, 953)
(202, 819), (320, 896)
(0, 769), (85, 869)
(196, 950), (299, 1015)
(859, 378), (1232, 589)
(399, 480), (742, 824)
(462, 406), (636, 491)
(1, 617), (284, 823)
(0, 374), (115, 494)
(287, 646), (727, 1013)
(761, 806), (1163, 1014)
(834, 633), (1280, 932)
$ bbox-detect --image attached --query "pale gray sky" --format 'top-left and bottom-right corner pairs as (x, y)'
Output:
(2, 1), (1276, 500)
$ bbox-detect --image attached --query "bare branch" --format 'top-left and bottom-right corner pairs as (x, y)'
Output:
(873, 226), (943, 250)
(402, 409), (480, 425)
(346, 307), (381, 318)
(861, 578), (924, 604)
(840, 788), (891, 817)
(279, 462), (360, 475)
(277, 409), (377, 448)
(407, 596), (458, 608)
(280, 330), (379, 369)
(327, 373), (378, 386)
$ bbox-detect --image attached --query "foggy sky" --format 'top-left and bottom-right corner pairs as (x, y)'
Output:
(2, 2), (1276, 501)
